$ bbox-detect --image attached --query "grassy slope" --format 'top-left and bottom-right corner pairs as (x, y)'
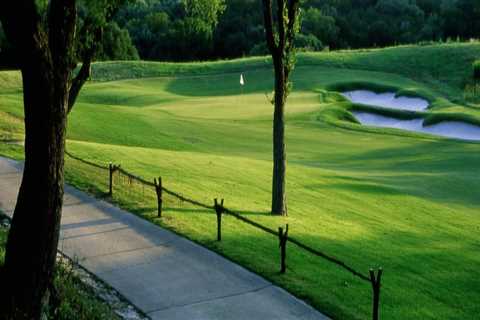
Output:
(1, 42), (480, 319)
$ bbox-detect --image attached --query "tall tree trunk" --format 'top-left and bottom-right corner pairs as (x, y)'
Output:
(0, 1), (100, 318)
(262, 0), (299, 216)
(2, 57), (68, 319)
(271, 59), (287, 215)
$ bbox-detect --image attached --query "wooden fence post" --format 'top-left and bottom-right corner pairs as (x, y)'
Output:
(214, 198), (224, 241)
(370, 268), (383, 320)
(278, 224), (289, 273)
(109, 163), (114, 196)
(154, 177), (163, 218)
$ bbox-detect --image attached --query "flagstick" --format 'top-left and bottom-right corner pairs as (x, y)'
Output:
(239, 73), (245, 104)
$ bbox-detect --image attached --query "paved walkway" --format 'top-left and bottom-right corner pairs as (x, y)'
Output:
(0, 157), (329, 320)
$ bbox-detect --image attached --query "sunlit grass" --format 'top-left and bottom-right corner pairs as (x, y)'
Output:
(1, 42), (480, 319)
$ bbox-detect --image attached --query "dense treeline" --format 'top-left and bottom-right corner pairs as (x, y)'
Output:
(120, 0), (480, 60)
(114, 0), (226, 60)
(1, 0), (479, 64)
(216, 0), (480, 57)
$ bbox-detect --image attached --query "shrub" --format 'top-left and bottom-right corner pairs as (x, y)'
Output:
(294, 34), (324, 52)
(473, 60), (480, 80)
(249, 42), (268, 56)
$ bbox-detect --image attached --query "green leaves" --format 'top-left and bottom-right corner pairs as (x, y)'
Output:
(80, 0), (126, 27)
(181, 0), (226, 28)
(180, 0), (226, 42)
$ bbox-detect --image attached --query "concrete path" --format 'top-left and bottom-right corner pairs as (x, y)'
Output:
(0, 157), (329, 320)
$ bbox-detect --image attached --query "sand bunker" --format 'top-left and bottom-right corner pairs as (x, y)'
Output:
(342, 90), (429, 111)
(342, 89), (480, 141)
(353, 112), (480, 141)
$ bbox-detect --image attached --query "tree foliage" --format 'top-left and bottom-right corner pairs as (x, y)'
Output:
(115, 0), (225, 60)
(113, 0), (480, 61)
(2, 0), (479, 64)
(181, 0), (226, 28)
(97, 22), (139, 60)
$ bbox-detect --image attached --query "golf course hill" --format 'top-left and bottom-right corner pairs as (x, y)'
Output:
(0, 41), (479, 320)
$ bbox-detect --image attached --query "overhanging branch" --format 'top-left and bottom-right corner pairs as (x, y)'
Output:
(68, 60), (91, 113)
(262, 0), (278, 56)
(67, 25), (102, 114)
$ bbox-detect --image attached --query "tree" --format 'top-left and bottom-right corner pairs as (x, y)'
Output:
(294, 33), (323, 52)
(97, 22), (139, 60)
(178, 0), (226, 59)
(301, 7), (338, 48)
(261, 0), (300, 216)
(181, 0), (226, 30)
(0, 1), (123, 318)
(116, 0), (225, 61)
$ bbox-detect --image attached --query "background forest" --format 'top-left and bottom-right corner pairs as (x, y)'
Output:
(1, 0), (479, 63)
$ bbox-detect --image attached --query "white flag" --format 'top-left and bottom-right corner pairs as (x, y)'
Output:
(240, 74), (245, 86)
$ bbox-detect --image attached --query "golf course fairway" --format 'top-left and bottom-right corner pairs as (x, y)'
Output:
(0, 42), (479, 320)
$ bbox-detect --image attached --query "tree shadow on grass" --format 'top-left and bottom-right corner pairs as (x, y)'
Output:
(65, 181), (110, 200)
(129, 207), (158, 215)
(163, 206), (271, 217)
(227, 209), (272, 216)
(163, 207), (213, 214)
(309, 140), (480, 206)
(219, 224), (480, 319)
(325, 140), (480, 174)
(308, 182), (405, 196)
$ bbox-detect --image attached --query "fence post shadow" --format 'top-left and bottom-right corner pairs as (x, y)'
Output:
(214, 198), (224, 241)
(154, 177), (163, 218)
(370, 268), (383, 320)
(278, 224), (288, 274)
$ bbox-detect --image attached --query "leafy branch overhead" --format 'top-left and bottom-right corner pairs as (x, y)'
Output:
(1, 1), (126, 114)
(69, 0), (129, 112)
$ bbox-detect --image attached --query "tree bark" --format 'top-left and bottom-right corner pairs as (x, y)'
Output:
(2, 62), (68, 319)
(262, 0), (299, 216)
(271, 58), (287, 215)
(0, 1), (76, 318)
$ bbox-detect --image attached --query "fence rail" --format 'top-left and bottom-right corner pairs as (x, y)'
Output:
(65, 151), (108, 171)
(64, 150), (383, 319)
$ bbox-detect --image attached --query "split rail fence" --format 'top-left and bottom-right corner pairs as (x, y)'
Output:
(65, 150), (384, 320)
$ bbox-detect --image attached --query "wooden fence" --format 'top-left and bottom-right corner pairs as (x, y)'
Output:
(65, 150), (384, 319)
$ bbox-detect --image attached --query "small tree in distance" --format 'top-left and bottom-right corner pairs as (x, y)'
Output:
(261, 0), (301, 216)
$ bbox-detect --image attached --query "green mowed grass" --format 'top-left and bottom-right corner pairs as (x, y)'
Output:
(1, 43), (480, 319)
